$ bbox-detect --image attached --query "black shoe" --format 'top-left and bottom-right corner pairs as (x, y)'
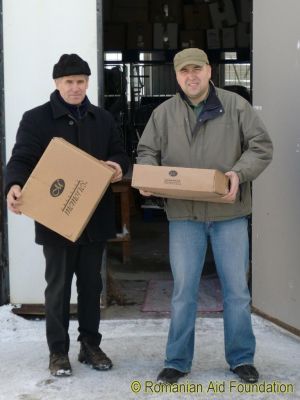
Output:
(157, 368), (187, 384)
(230, 364), (259, 383)
(78, 341), (113, 370)
(49, 353), (72, 377)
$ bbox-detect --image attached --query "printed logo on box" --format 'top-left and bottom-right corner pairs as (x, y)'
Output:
(50, 179), (65, 197)
(61, 180), (88, 216)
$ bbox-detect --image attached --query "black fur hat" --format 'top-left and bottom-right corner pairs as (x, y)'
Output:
(52, 54), (91, 79)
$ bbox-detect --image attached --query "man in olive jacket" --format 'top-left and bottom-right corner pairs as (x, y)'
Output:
(137, 48), (273, 384)
(5, 54), (130, 377)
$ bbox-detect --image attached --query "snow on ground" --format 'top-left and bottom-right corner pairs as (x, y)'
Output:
(0, 304), (299, 400)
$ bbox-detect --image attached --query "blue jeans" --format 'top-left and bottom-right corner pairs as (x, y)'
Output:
(165, 217), (255, 372)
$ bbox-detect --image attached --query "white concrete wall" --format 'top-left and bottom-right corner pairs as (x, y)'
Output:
(3, 0), (98, 303)
(252, 0), (300, 330)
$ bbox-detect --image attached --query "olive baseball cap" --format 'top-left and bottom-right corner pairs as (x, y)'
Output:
(174, 48), (209, 72)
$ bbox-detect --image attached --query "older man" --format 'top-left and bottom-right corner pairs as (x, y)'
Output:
(5, 54), (130, 376)
(137, 48), (273, 384)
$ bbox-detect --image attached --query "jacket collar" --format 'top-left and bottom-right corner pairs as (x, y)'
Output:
(199, 82), (224, 123)
(50, 90), (96, 119)
(179, 81), (224, 123)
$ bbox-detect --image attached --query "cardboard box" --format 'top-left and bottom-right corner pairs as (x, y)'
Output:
(112, 0), (148, 23)
(132, 164), (231, 203)
(103, 0), (112, 22)
(236, 22), (250, 48)
(206, 28), (221, 49)
(153, 23), (178, 49)
(209, 0), (237, 28)
(234, 0), (251, 23)
(104, 24), (126, 50)
(127, 23), (153, 49)
(150, 0), (182, 23)
(221, 27), (235, 48)
(180, 29), (206, 49)
(184, 4), (211, 30)
(19, 138), (114, 242)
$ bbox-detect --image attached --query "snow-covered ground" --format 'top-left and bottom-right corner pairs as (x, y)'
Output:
(0, 304), (299, 400)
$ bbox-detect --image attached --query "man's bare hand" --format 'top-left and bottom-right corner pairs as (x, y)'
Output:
(7, 185), (22, 214)
(105, 160), (123, 183)
(222, 171), (240, 202)
(139, 189), (153, 197)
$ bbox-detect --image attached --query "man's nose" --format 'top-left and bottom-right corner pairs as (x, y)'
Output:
(71, 83), (80, 91)
(187, 70), (197, 78)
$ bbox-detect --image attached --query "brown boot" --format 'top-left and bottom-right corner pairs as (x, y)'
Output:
(78, 341), (112, 370)
(49, 353), (72, 377)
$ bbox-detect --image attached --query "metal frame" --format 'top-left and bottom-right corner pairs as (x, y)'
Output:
(0, 0), (10, 304)
(96, 0), (104, 107)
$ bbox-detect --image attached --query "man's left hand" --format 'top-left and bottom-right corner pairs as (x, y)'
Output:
(222, 171), (240, 202)
(105, 160), (123, 183)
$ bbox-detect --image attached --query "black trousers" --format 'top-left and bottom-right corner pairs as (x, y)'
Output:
(43, 242), (105, 354)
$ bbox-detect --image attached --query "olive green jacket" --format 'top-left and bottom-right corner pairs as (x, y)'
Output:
(137, 84), (273, 222)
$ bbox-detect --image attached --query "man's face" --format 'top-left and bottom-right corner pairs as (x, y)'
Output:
(55, 75), (89, 105)
(176, 64), (211, 104)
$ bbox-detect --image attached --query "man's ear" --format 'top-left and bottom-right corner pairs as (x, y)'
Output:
(207, 64), (212, 79)
(54, 78), (60, 89)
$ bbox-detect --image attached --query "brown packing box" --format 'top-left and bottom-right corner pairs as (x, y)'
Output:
(150, 0), (182, 23)
(103, 0), (112, 22)
(153, 23), (178, 50)
(132, 164), (232, 203)
(180, 29), (206, 49)
(183, 4), (211, 30)
(206, 28), (221, 49)
(221, 27), (236, 49)
(112, 0), (148, 23)
(236, 22), (250, 48)
(209, 0), (237, 29)
(19, 138), (115, 242)
(104, 24), (126, 50)
(234, 0), (251, 23)
(127, 23), (153, 50)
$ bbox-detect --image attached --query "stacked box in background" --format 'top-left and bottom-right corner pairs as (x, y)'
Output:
(127, 23), (153, 50)
(105, 0), (150, 50)
(112, 0), (149, 23)
(150, 0), (182, 23)
(103, 0), (251, 51)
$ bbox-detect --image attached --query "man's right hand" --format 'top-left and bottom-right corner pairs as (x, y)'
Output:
(7, 185), (22, 214)
(139, 189), (153, 197)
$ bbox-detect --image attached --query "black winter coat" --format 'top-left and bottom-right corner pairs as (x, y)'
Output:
(5, 90), (130, 246)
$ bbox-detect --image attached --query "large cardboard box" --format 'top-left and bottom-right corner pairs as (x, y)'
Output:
(236, 22), (250, 48)
(127, 23), (153, 50)
(180, 29), (206, 49)
(184, 4), (211, 30)
(104, 24), (126, 50)
(221, 27), (236, 48)
(153, 23), (178, 49)
(206, 28), (221, 49)
(103, 0), (112, 22)
(19, 138), (114, 242)
(209, 0), (237, 29)
(234, 0), (251, 23)
(150, 0), (182, 23)
(112, 0), (148, 23)
(132, 164), (232, 203)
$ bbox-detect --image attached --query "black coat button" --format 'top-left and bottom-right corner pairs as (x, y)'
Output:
(69, 120), (74, 126)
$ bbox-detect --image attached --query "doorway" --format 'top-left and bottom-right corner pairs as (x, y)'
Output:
(0, 0), (9, 305)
